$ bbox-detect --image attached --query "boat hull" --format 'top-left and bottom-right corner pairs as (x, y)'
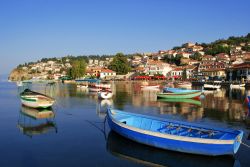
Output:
(163, 88), (200, 93)
(20, 96), (54, 108)
(157, 92), (201, 99)
(107, 109), (243, 156)
(230, 84), (245, 89)
(203, 84), (221, 90)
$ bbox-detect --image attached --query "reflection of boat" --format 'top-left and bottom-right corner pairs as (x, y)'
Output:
(107, 108), (243, 156)
(141, 85), (160, 90)
(100, 99), (113, 107)
(18, 106), (57, 137)
(158, 98), (201, 106)
(230, 84), (245, 89)
(20, 106), (55, 119)
(176, 82), (192, 88)
(157, 91), (201, 99)
(204, 84), (221, 90)
(20, 89), (55, 108)
(107, 131), (236, 167)
(163, 87), (200, 93)
(98, 90), (113, 99)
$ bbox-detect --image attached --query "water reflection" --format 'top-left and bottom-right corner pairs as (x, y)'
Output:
(17, 106), (57, 137)
(96, 99), (113, 118)
(107, 131), (237, 167)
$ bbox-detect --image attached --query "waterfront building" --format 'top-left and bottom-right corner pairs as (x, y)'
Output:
(99, 69), (116, 79)
(226, 62), (250, 81)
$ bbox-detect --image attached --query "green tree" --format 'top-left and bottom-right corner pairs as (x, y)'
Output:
(108, 53), (130, 75)
(182, 68), (187, 80)
(67, 60), (87, 79)
(190, 52), (202, 61)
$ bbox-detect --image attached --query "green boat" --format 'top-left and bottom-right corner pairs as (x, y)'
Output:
(157, 98), (202, 106)
(157, 91), (201, 99)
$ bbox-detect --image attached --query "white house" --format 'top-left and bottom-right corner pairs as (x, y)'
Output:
(99, 69), (116, 79)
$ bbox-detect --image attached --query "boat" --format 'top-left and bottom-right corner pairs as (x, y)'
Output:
(107, 131), (237, 167)
(230, 83), (245, 89)
(77, 84), (88, 89)
(20, 89), (55, 108)
(203, 84), (221, 90)
(140, 85), (160, 90)
(98, 90), (113, 99)
(16, 81), (23, 87)
(157, 91), (201, 99)
(107, 108), (243, 156)
(176, 82), (192, 88)
(158, 98), (202, 106)
(163, 87), (200, 93)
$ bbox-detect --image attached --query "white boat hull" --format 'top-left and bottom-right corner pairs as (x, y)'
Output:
(20, 95), (55, 108)
(204, 84), (221, 90)
(230, 84), (245, 89)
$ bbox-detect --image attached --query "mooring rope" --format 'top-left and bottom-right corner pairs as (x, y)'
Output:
(241, 142), (250, 148)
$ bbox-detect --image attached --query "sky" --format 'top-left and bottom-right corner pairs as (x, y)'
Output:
(0, 0), (250, 75)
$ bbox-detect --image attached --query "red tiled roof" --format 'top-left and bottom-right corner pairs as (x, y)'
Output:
(232, 62), (250, 69)
(101, 69), (115, 73)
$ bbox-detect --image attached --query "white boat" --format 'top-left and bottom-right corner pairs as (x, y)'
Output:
(17, 81), (23, 87)
(20, 89), (55, 108)
(98, 90), (113, 99)
(203, 84), (221, 90)
(140, 85), (160, 90)
(230, 83), (245, 89)
(77, 84), (88, 89)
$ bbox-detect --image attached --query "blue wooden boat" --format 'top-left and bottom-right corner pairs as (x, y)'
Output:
(163, 87), (200, 93)
(107, 108), (243, 156)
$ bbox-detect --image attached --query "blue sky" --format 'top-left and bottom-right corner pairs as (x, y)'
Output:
(0, 0), (250, 75)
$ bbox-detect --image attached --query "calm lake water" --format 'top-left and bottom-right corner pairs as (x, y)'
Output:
(0, 81), (250, 167)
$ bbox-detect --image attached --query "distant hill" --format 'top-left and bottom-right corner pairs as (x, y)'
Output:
(173, 33), (250, 55)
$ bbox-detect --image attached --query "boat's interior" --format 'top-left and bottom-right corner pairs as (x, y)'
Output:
(111, 110), (238, 140)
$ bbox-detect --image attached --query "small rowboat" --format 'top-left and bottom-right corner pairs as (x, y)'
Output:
(107, 108), (243, 156)
(141, 85), (160, 90)
(163, 87), (200, 93)
(98, 90), (113, 99)
(203, 84), (221, 90)
(20, 89), (55, 108)
(230, 84), (245, 89)
(157, 91), (201, 99)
